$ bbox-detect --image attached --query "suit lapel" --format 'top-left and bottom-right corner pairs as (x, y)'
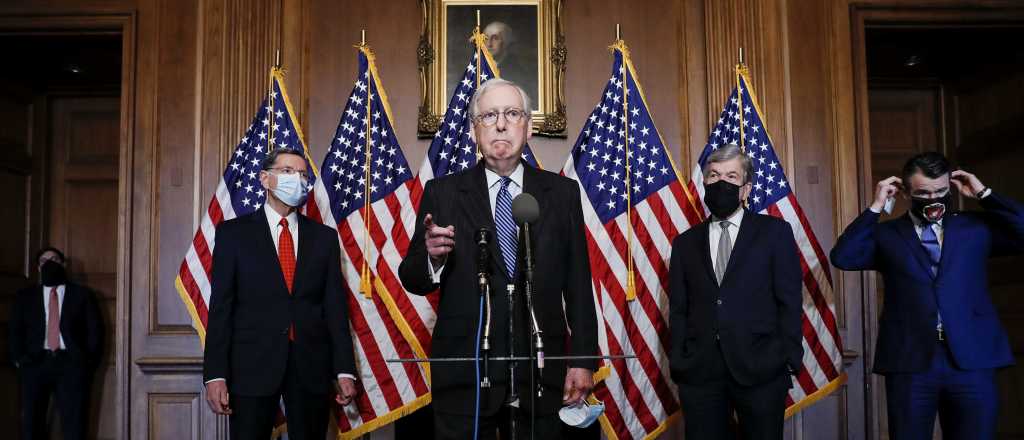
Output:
(254, 209), (291, 294)
(293, 215), (315, 295)
(518, 164), (551, 278)
(936, 214), (961, 277)
(458, 164), (506, 278)
(720, 211), (761, 284)
(894, 214), (936, 278)
(697, 221), (717, 285)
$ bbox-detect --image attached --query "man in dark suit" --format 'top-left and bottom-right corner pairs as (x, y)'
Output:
(831, 152), (1024, 439)
(202, 148), (358, 440)
(668, 144), (803, 440)
(9, 246), (103, 440)
(398, 78), (597, 439)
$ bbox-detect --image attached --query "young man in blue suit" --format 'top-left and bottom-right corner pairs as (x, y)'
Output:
(831, 152), (1024, 439)
(668, 144), (803, 440)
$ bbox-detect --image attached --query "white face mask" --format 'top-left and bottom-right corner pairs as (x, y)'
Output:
(558, 400), (604, 428)
(271, 172), (309, 207)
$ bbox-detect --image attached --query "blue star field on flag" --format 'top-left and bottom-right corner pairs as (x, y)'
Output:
(569, 49), (679, 224)
(223, 73), (316, 216)
(321, 50), (413, 223)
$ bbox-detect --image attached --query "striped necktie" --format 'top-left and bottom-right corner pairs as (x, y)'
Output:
(494, 177), (518, 280)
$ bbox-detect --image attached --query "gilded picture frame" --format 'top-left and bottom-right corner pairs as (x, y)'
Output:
(418, 0), (566, 137)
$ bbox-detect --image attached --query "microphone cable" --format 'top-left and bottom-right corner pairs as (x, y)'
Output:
(473, 294), (484, 439)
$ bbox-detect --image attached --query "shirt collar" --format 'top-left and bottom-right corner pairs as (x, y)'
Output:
(713, 207), (745, 228)
(485, 162), (524, 191)
(264, 204), (298, 229)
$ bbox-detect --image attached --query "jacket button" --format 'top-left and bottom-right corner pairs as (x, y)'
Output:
(716, 299), (723, 305)
(281, 328), (289, 335)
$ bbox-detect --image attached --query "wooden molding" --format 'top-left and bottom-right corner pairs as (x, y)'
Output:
(135, 356), (204, 374)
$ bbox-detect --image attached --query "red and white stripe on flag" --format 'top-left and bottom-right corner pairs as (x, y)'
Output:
(562, 41), (701, 440)
(310, 46), (433, 438)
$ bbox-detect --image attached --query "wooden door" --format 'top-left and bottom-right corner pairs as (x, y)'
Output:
(46, 95), (120, 440)
(0, 80), (44, 440)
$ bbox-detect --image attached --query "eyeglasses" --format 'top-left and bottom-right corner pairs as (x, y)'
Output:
(474, 108), (527, 127)
(265, 167), (309, 182)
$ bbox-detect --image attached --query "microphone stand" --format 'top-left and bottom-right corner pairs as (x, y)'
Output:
(506, 282), (518, 440)
(476, 229), (493, 390)
(521, 221), (542, 440)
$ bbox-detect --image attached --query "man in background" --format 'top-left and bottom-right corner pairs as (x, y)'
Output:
(9, 247), (103, 440)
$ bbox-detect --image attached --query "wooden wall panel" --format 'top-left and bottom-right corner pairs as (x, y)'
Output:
(148, 393), (202, 440)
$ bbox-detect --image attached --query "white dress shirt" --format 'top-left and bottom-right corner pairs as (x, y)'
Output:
(428, 164), (524, 282)
(42, 284), (66, 350)
(707, 208), (744, 275)
(264, 204), (299, 258)
(208, 205), (355, 384)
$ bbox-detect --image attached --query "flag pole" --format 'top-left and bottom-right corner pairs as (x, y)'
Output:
(736, 47), (745, 152)
(359, 33), (374, 298)
(617, 32), (637, 302)
(267, 49), (281, 153)
(475, 10), (482, 89)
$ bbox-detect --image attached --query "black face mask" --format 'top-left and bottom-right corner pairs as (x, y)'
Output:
(704, 180), (743, 219)
(910, 193), (951, 223)
(40, 260), (67, 287)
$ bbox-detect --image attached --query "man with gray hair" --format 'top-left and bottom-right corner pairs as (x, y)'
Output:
(399, 78), (597, 438)
(668, 144), (803, 439)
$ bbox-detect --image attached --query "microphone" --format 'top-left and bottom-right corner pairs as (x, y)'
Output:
(511, 193), (540, 225)
(511, 193), (544, 396)
(475, 228), (491, 290)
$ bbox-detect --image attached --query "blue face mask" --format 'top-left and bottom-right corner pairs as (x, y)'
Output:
(272, 172), (309, 207)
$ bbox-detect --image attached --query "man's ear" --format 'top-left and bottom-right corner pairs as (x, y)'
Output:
(468, 123), (477, 143)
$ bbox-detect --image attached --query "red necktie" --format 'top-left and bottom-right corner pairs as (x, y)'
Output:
(278, 218), (296, 340)
(47, 287), (60, 350)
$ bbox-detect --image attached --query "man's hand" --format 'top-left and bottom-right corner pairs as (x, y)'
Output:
(205, 380), (232, 415)
(336, 377), (357, 406)
(951, 170), (986, 199)
(870, 176), (903, 212)
(424, 213), (455, 266)
(562, 367), (594, 406)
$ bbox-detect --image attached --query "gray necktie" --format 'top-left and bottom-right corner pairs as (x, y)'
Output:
(716, 220), (733, 285)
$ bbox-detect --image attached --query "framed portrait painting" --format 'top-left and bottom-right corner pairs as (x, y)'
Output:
(418, 0), (566, 137)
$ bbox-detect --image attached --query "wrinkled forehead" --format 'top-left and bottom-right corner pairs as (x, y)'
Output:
(707, 157), (745, 175)
(908, 172), (949, 192)
(39, 250), (62, 264)
(272, 152), (308, 171)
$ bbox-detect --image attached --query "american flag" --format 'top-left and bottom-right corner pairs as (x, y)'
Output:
(690, 65), (845, 416)
(308, 46), (431, 438)
(416, 30), (541, 184)
(174, 68), (321, 439)
(561, 41), (701, 440)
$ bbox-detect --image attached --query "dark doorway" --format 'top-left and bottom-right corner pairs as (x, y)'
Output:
(0, 33), (121, 440)
(865, 24), (1024, 439)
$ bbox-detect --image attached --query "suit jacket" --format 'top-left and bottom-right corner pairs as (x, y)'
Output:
(9, 283), (103, 371)
(202, 209), (357, 396)
(830, 192), (1024, 374)
(668, 211), (803, 387)
(398, 162), (598, 416)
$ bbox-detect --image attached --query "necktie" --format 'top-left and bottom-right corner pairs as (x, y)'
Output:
(47, 287), (60, 350)
(919, 223), (941, 277)
(494, 177), (518, 280)
(715, 221), (733, 285)
(278, 218), (296, 340)
(920, 223), (944, 336)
